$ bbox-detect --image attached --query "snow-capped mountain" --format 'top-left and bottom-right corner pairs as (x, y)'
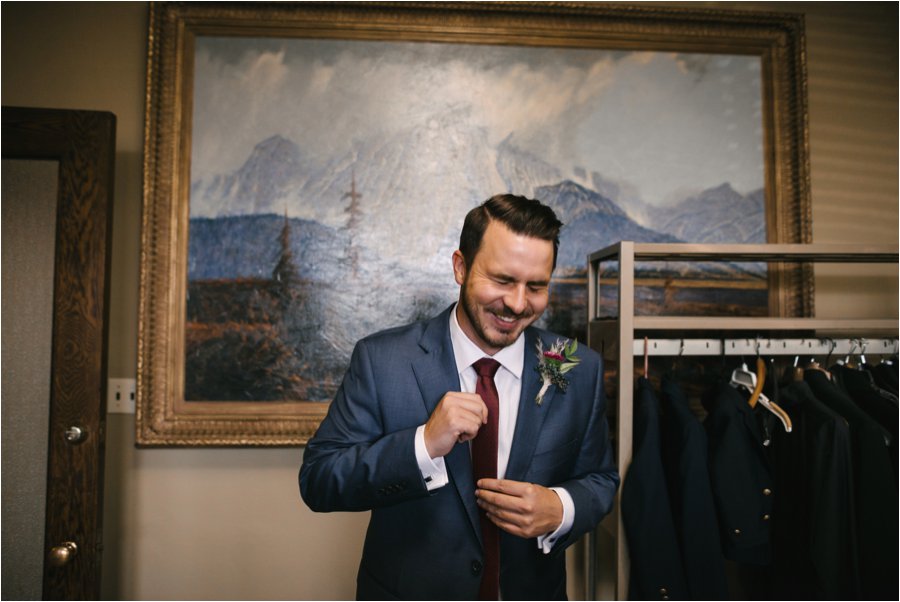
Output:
(191, 135), (315, 217)
(650, 183), (766, 244)
(189, 120), (765, 283)
(533, 180), (680, 272)
(494, 135), (563, 197)
(186, 122), (769, 377)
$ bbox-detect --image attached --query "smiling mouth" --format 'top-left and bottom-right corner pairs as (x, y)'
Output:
(490, 311), (526, 329)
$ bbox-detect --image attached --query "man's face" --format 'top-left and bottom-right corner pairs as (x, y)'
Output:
(453, 220), (554, 355)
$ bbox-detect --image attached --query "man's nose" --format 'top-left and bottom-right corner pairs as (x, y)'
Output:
(504, 285), (527, 315)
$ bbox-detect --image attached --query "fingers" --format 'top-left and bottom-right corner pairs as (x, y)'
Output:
(424, 392), (488, 458)
(475, 480), (534, 518)
(475, 479), (563, 539)
(477, 478), (526, 495)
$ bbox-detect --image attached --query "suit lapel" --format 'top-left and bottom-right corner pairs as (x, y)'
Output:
(411, 309), (460, 419)
(505, 329), (556, 481)
(410, 307), (481, 543)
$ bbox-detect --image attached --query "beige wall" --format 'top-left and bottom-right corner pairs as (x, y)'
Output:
(2, 2), (896, 600)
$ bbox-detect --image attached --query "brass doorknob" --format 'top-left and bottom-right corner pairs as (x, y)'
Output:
(48, 541), (78, 567)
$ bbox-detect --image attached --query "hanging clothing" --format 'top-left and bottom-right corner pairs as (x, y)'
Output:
(770, 380), (860, 599)
(831, 364), (898, 475)
(658, 376), (728, 601)
(623, 357), (898, 601)
(621, 377), (687, 600)
(865, 361), (898, 396)
(804, 369), (898, 600)
(702, 381), (775, 566)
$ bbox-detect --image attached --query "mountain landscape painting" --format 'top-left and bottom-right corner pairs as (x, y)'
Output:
(185, 37), (768, 402)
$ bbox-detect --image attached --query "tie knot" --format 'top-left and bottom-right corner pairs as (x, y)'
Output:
(472, 357), (501, 378)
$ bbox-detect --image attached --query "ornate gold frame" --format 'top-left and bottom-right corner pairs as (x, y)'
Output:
(138, 2), (810, 446)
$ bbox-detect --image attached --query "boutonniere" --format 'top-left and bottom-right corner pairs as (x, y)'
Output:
(534, 338), (580, 406)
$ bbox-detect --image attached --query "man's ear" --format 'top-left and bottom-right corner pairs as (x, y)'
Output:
(452, 250), (467, 286)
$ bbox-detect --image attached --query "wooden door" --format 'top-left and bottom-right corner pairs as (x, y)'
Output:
(1, 107), (116, 600)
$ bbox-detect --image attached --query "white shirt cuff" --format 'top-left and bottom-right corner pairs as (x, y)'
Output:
(536, 487), (575, 554)
(415, 424), (449, 490)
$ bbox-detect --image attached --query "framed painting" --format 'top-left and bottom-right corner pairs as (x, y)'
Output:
(138, 2), (810, 446)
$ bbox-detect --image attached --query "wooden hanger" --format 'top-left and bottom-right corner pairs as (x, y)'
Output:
(754, 358), (792, 432)
(730, 357), (792, 432)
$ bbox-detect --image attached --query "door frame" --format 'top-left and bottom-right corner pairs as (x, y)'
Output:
(2, 107), (116, 599)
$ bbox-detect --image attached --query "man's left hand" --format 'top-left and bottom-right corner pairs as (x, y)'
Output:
(475, 478), (562, 539)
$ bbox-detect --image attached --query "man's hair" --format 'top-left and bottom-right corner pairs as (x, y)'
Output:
(458, 194), (563, 270)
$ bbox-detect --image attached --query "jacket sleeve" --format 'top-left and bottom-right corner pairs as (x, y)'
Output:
(299, 338), (430, 512)
(553, 356), (620, 553)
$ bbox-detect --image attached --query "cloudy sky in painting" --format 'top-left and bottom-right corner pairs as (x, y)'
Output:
(191, 37), (763, 207)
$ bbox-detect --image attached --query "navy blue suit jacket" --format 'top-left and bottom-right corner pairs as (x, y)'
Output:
(299, 306), (619, 600)
(621, 378), (687, 600)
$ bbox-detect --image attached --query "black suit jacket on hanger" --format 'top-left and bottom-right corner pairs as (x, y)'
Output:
(659, 376), (728, 600)
(867, 361), (898, 396)
(702, 381), (775, 566)
(621, 378), (687, 600)
(771, 381), (860, 599)
(832, 364), (898, 475)
(804, 369), (898, 600)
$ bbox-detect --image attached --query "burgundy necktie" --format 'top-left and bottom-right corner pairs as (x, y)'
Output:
(471, 357), (501, 600)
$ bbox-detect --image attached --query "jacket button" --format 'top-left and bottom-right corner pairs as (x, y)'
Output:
(762, 514), (771, 521)
(471, 560), (483, 575)
(659, 587), (669, 599)
(763, 488), (772, 496)
(733, 528), (742, 535)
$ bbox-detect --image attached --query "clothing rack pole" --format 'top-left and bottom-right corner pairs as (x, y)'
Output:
(631, 337), (899, 357)
(614, 241), (635, 599)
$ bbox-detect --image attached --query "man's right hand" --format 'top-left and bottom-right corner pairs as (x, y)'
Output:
(423, 392), (488, 459)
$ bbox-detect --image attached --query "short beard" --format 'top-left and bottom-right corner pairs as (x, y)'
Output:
(459, 275), (534, 350)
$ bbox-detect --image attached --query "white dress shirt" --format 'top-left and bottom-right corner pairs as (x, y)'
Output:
(413, 304), (574, 553)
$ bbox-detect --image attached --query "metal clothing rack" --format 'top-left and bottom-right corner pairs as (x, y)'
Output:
(584, 242), (899, 600)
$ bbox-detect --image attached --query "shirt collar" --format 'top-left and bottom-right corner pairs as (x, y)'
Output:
(449, 302), (525, 379)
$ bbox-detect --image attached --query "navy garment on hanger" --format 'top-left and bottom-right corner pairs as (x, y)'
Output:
(658, 376), (728, 601)
(771, 381), (860, 599)
(866, 361), (898, 396)
(702, 381), (775, 566)
(804, 369), (898, 600)
(621, 377), (687, 600)
(832, 364), (898, 475)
